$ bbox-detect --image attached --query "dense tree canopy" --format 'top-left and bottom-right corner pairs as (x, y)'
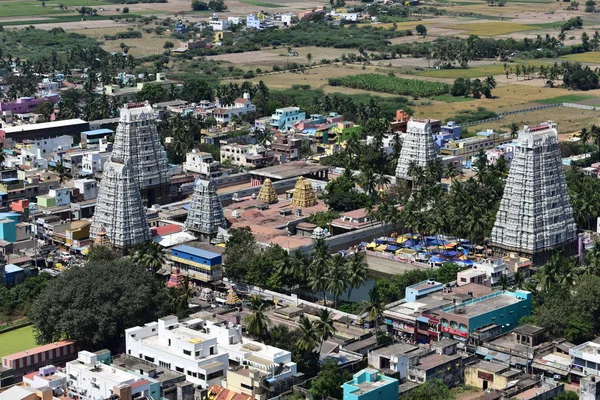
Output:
(30, 258), (171, 349)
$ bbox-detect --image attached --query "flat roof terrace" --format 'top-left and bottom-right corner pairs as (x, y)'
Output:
(249, 162), (328, 180)
(443, 292), (522, 318)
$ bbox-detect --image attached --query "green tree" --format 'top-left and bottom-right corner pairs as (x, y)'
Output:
(327, 254), (347, 308)
(555, 392), (580, 400)
(191, 0), (209, 10)
(416, 24), (427, 36)
(34, 101), (55, 122)
(137, 83), (165, 104)
(346, 253), (368, 301)
(400, 379), (454, 400)
(30, 258), (170, 349)
(130, 242), (166, 274)
(181, 79), (213, 103)
(122, 6), (129, 13)
(310, 359), (350, 400)
(244, 296), (270, 341)
(223, 227), (257, 283)
(163, 41), (174, 50)
(314, 309), (337, 352)
(296, 316), (318, 352)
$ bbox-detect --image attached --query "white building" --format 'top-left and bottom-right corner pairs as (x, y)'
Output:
(220, 143), (273, 167)
(49, 188), (70, 207)
(81, 151), (109, 175)
(126, 316), (230, 389)
(227, 16), (244, 25)
(73, 178), (98, 201)
(22, 365), (67, 391)
(209, 14), (229, 31)
(66, 351), (160, 400)
(125, 316), (297, 390)
(183, 150), (221, 178)
(212, 94), (256, 124)
(20, 135), (73, 158)
(472, 258), (512, 286)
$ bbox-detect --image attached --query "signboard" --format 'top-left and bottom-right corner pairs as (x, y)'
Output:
(478, 371), (494, 382)
(441, 325), (469, 338)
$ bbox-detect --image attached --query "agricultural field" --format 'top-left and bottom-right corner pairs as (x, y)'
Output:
(562, 52), (600, 64)
(238, 0), (284, 7)
(0, 325), (37, 358)
(330, 73), (450, 97)
(537, 94), (595, 104)
(413, 61), (546, 79)
(442, 22), (537, 36)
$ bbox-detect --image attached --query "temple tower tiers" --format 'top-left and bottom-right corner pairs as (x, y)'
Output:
(184, 178), (227, 239)
(90, 158), (150, 252)
(490, 122), (577, 265)
(257, 178), (278, 204)
(291, 177), (316, 207)
(111, 102), (171, 205)
(395, 118), (438, 180)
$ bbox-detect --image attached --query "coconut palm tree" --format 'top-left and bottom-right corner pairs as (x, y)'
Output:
(314, 309), (337, 353)
(444, 163), (459, 182)
(346, 253), (368, 301)
(296, 316), (318, 352)
(513, 270), (525, 290)
(327, 254), (348, 308)
(361, 288), (383, 333)
(131, 242), (166, 273)
(244, 296), (269, 340)
(498, 274), (510, 290)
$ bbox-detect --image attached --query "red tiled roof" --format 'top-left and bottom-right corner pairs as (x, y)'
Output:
(3, 340), (76, 361)
(130, 379), (150, 389)
(234, 98), (248, 104)
(207, 384), (252, 400)
(151, 224), (183, 237)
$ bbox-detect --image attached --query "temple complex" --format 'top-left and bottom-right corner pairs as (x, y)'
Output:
(395, 118), (438, 180)
(90, 158), (150, 254)
(490, 122), (577, 265)
(290, 177), (316, 207)
(185, 178), (228, 240)
(257, 178), (278, 204)
(111, 102), (171, 205)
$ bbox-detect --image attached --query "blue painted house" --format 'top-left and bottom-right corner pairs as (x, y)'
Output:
(170, 245), (223, 283)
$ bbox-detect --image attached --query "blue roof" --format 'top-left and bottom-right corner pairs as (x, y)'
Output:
(82, 128), (114, 136)
(172, 245), (220, 259)
(5, 264), (23, 274)
(0, 212), (20, 218)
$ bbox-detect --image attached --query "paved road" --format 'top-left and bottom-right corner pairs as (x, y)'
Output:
(365, 255), (431, 276)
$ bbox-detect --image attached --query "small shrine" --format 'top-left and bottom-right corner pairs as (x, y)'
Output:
(94, 226), (111, 247)
(290, 177), (316, 207)
(166, 267), (186, 289)
(257, 178), (278, 204)
(225, 287), (241, 306)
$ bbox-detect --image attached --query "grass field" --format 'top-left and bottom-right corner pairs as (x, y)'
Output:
(432, 94), (473, 102)
(562, 52), (600, 63)
(356, 21), (422, 31)
(537, 94), (595, 104)
(441, 22), (558, 36)
(0, 0), (110, 17)
(238, 0), (284, 7)
(0, 13), (139, 26)
(0, 325), (37, 358)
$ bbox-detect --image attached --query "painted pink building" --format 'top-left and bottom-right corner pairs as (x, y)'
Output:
(0, 94), (59, 114)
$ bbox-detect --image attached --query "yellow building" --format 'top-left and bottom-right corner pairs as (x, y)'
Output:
(214, 31), (232, 44)
(464, 360), (517, 391)
(65, 220), (91, 247)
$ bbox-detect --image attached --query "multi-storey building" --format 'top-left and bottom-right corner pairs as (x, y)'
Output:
(212, 94), (256, 124)
(0, 94), (59, 114)
(220, 143), (273, 168)
(125, 316), (297, 390)
(490, 122), (577, 265)
(170, 245), (223, 283)
(184, 150), (221, 178)
(269, 107), (305, 131)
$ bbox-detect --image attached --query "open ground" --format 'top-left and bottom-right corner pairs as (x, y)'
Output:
(0, 325), (37, 358)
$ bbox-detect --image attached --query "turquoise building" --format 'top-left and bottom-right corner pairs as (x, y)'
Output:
(342, 369), (398, 400)
(0, 212), (21, 243)
(269, 107), (306, 131)
(435, 290), (533, 340)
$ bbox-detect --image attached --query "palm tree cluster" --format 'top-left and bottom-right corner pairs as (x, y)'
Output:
(296, 310), (337, 353)
(399, 151), (506, 245)
(130, 242), (166, 273)
(309, 95), (386, 124)
(305, 239), (369, 308)
(566, 167), (600, 230)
